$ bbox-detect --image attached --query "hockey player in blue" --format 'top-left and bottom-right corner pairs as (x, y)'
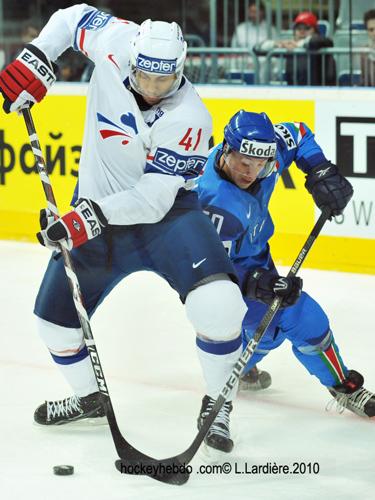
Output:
(197, 110), (375, 419)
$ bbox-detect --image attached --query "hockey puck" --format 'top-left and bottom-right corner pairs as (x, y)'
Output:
(53, 465), (74, 476)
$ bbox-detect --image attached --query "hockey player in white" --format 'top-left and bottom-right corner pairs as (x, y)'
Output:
(0, 4), (248, 454)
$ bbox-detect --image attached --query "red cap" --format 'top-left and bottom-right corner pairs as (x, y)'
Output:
(294, 11), (318, 28)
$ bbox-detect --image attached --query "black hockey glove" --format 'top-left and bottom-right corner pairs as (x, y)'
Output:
(305, 162), (353, 217)
(245, 268), (303, 308)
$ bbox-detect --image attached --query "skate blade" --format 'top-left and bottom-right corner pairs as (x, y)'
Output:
(239, 381), (263, 391)
(33, 416), (108, 428)
(199, 442), (231, 464)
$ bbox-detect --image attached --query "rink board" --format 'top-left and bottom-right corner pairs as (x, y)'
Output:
(0, 84), (374, 274)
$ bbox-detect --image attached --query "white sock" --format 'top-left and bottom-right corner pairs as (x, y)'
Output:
(196, 342), (242, 400)
(57, 355), (98, 397)
(36, 317), (98, 397)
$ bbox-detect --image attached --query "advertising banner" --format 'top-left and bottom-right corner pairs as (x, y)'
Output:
(0, 84), (374, 273)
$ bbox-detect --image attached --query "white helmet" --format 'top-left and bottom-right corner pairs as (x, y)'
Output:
(129, 19), (187, 98)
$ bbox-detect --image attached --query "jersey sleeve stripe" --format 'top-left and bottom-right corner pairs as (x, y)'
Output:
(73, 10), (95, 51)
(79, 9), (98, 29)
(78, 28), (88, 56)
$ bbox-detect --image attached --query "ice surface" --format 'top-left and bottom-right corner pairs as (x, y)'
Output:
(0, 241), (374, 500)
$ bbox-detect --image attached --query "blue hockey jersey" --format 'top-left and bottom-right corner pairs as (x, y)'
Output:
(196, 121), (328, 272)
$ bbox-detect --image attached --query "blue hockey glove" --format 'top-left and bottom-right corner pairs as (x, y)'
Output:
(305, 162), (353, 217)
(245, 268), (303, 308)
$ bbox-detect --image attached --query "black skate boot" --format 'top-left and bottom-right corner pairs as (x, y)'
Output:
(239, 365), (272, 391)
(327, 370), (375, 418)
(34, 392), (106, 425)
(197, 395), (233, 453)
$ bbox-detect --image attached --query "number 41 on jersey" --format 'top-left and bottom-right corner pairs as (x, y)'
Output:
(179, 128), (202, 151)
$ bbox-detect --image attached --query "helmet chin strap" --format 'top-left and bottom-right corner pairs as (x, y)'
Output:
(214, 147), (232, 181)
(217, 145), (231, 173)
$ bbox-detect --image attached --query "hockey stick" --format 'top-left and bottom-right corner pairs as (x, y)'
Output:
(114, 206), (330, 481)
(21, 107), (182, 481)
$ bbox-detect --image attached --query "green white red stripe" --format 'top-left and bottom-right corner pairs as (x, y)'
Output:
(319, 342), (346, 384)
(293, 122), (307, 143)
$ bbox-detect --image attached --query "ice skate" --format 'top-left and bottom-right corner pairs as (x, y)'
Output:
(239, 365), (272, 391)
(327, 370), (375, 418)
(197, 395), (233, 460)
(34, 392), (106, 425)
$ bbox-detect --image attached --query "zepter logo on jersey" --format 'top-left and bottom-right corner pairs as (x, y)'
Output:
(80, 10), (113, 31)
(152, 148), (206, 176)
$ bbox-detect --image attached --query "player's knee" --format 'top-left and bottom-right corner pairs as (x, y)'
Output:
(35, 316), (84, 356)
(282, 292), (329, 340)
(185, 279), (247, 341)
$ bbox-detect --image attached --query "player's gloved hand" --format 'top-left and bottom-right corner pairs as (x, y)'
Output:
(305, 162), (353, 218)
(37, 198), (108, 251)
(245, 268), (303, 308)
(181, 163), (206, 190)
(0, 44), (56, 113)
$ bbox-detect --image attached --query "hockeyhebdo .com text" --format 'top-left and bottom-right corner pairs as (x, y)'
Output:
(119, 461), (320, 476)
(0, 130), (81, 185)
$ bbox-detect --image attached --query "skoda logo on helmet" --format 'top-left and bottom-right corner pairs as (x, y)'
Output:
(239, 138), (277, 158)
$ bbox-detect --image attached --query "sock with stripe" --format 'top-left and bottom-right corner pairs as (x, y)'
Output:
(292, 330), (348, 387)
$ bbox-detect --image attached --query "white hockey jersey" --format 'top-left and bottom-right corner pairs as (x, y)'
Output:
(32, 4), (212, 225)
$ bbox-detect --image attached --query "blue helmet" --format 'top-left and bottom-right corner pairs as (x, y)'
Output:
(223, 110), (277, 178)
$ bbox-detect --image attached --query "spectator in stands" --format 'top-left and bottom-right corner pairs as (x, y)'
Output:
(7, 22), (40, 64)
(231, 0), (275, 50)
(255, 11), (336, 86)
(361, 9), (375, 86)
(57, 49), (87, 82)
(20, 24), (40, 44)
(231, 1), (275, 83)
